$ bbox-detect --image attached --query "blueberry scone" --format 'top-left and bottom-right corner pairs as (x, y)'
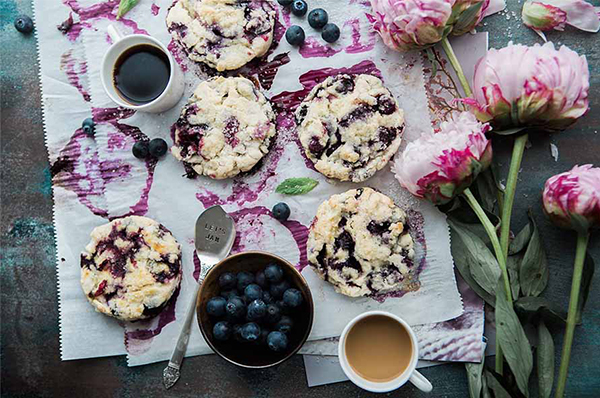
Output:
(296, 74), (405, 182)
(166, 0), (276, 71)
(171, 76), (277, 179)
(307, 188), (416, 297)
(80, 216), (182, 321)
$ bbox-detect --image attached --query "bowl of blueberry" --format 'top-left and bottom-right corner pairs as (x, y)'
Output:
(197, 251), (314, 368)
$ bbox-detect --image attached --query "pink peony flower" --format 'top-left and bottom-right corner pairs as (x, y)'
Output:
(522, 0), (600, 40)
(393, 112), (492, 205)
(368, 0), (504, 52)
(465, 42), (590, 131)
(543, 165), (600, 232)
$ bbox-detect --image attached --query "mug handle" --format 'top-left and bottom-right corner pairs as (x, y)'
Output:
(410, 370), (433, 393)
(107, 24), (124, 43)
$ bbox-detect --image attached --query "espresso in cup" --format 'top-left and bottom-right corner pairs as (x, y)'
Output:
(345, 315), (413, 383)
(113, 44), (170, 105)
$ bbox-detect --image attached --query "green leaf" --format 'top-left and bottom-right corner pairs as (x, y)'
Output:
(514, 296), (567, 325)
(519, 213), (549, 297)
(509, 220), (533, 255)
(449, 223), (496, 307)
(475, 169), (498, 215)
(466, 361), (485, 398)
(454, 2), (484, 32)
(493, 127), (527, 136)
(507, 254), (521, 299)
(537, 321), (555, 398)
(484, 370), (512, 398)
(495, 280), (533, 397)
(117, 0), (139, 19)
(425, 48), (438, 77)
(481, 372), (492, 398)
(275, 178), (319, 195)
(449, 220), (501, 297)
(576, 251), (595, 323)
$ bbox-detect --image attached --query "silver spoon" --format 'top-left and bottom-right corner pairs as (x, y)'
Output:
(163, 205), (236, 389)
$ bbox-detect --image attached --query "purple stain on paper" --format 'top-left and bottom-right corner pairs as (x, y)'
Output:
(167, 39), (189, 73)
(193, 250), (201, 281)
(344, 18), (377, 54)
(60, 49), (91, 102)
(151, 3), (160, 16)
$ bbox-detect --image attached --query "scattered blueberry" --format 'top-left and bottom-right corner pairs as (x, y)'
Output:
(241, 322), (261, 342)
(291, 0), (308, 16)
(14, 15), (34, 34)
(247, 299), (267, 320)
(322, 23), (340, 43)
(237, 271), (255, 291)
(213, 321), (232, 341)
(276, 315), (294, 334)
(148, 138), (168, 158)
(283, 288), (303, 308)
(255, 270), (268, 288)
(244, 284), (263, 302)
(264, 264), (284, 284)
(226, 297), (246, 319)
(270, 280), (291, 299)
(82, 118), (95, 136)
(206, 296), (227, 318)
(285, 25), (305, 46)
(219, 272), (237, 290)
(308, 8), (328, 29)
(265, 304), (282, 324)
(277, 0), (293, 6)
(272, 202), (291, 221)
(267, 331), (288, 352)
(132, 141), (149, 159)
(262, 291), (274, 304)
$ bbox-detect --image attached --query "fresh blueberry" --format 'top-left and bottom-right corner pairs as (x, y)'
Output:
(277, 0), (293, 5)
(233, 324), (244, 342)
(308, 8), (328, 29)
(244, 284), (263, 302)
(219, 272), (237, 290)
(262, 291), (274, 304)
(267, 331), (288, 352)
(212, 321), (232, 341)
(276, 300), (290, 315)
(220, 289), (240, 300)
(265, 304), (282, 324)
(148, 138), (168, 158)
(291, 0), (308, 16)
(259, 329), (269, 345)
(322, 23), (340, 43)
(255, 270), (268, 288)
(132, 141), (149, 159)
(270, 280), (291, 298)
(241, 322), (261, 342)
(14, 15), (34, 34)
(283, 288), (303, 308)
(247, 299), (267, 320)
(285, 25), (305, 46)
(276, 315), (294, 334)
(237, 271), (255, 291)
(264, 263), (284, 284)
(272, 203), (291, 221)
(226, 297), (246, 319)
(206, 296), (227, 318)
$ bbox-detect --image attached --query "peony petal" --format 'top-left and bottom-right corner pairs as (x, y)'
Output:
(534, 0), (600, 32)
(484, 0), (507, 16)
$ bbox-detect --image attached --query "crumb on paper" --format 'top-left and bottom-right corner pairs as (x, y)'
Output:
(550, 143), (559, 162)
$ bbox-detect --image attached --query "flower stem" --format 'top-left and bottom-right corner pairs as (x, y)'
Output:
(441, 37), (473, 98)
(463, 187), (512, 375)
(500, 134), (528, 261)
(555, 232), (590, 398)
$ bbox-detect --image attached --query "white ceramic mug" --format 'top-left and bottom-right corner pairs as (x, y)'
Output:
(338, 311), (433, 393)
(100, 25), (185, 113)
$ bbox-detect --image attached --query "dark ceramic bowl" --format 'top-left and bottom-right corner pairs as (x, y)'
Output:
(197, 251), (314, 368)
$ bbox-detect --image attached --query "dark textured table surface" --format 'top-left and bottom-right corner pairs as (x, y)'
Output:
(2, 1), (599, 397)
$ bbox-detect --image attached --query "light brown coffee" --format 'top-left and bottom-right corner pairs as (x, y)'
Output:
(345, 315), (413, 382)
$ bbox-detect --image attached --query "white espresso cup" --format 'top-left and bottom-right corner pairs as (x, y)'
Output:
(338, 311), (433, 393)
(100, 25), (185, 113)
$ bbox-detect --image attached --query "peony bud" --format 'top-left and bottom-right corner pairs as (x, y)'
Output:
(465, 42), (590, 131)
(393, 112), (492, 205)
(522, 0), (600, 37)
(542, 165), (600, 232)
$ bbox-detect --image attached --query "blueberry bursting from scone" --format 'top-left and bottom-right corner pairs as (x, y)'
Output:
(307, 188), (417, 297)
(296, 74), (405, 183)
(166, 0), (276, 71)
(80, 216), (182, 322)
